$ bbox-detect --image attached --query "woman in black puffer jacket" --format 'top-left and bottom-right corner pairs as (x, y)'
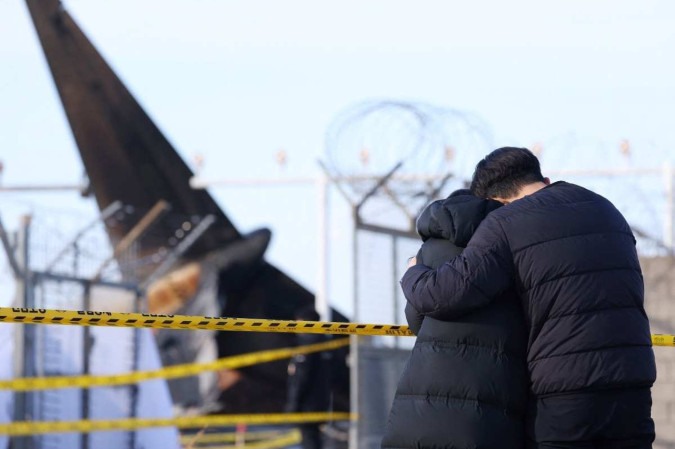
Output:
(381, 190), (528, 449)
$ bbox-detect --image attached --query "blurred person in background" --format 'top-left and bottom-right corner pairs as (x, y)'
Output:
(382, 189), (528, 449)
(286, 307), (331, 449)
(402, 147), (656, 448)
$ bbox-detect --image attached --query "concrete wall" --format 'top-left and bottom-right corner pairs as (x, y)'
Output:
(642, 256), (675, 449)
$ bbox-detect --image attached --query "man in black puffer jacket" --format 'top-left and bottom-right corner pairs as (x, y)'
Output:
(401, 148), (656, 448)
(382, 190), (528, 449)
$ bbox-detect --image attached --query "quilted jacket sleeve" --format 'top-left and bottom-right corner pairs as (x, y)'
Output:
(404, 302), (424, 335)
(400, 214), (514, 320)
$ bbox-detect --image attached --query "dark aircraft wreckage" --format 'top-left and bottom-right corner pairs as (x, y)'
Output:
(25, 0), (349, 413)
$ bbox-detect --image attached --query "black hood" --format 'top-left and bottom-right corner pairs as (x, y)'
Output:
(416, 190), (502, 247)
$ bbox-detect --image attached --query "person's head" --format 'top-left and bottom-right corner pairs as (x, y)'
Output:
(470, 147), (550, 203)
(416, 189), (502, 247)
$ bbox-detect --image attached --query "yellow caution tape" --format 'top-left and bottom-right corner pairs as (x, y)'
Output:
(213, 430), (301, 449)
(0, 308), (671, 346)
(181, 429), (286, 445)
(652, 334), (675, 347)
(184, 429), (301, 449)
(0, 307), (413, 336)
(0, 338), (349, 391)
(238, 431), (301, 449)
(0, 412), (354, 437)
(214, 430), (301, 449)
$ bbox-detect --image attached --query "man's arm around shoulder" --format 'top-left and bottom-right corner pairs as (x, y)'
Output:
(400, 215), (515, 320)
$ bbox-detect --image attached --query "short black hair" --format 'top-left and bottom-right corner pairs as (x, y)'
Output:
(470, 147), (545, 199)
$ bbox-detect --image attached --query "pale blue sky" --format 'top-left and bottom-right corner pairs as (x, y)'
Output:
(1, 0), (674, 314)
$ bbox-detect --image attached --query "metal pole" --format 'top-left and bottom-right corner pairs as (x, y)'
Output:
(392, 235), (399, 349)
(190, 172), (450, 189)
(348, 210), (359, 449)
(352, 209), (360, 325)
(316, 161), (363, 449)
(81, 283), (92, 449)
(129, 289), (143, 449)
(665, 162), (674, 250)
(316, 172), (330, 321)
(13, 214), (34, 449)
(546, 167), (664, 176)
(0, 183), (84, 192)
